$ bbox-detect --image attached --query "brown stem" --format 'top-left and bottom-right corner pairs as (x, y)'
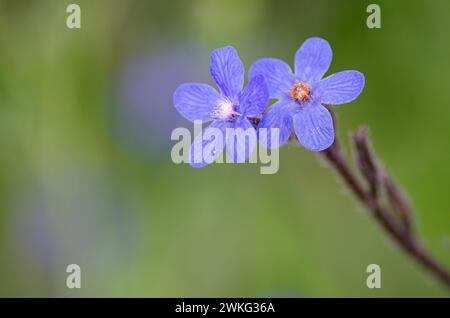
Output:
(254, 106), (450, 288)
(320, 112), (450, 290)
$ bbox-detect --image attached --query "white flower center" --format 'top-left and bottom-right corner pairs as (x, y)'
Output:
(213, 99), (236, 120)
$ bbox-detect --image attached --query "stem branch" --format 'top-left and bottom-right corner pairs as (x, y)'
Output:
(321, 111), (450, 289)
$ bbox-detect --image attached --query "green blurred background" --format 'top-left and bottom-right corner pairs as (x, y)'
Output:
(0, 0), (449, 297)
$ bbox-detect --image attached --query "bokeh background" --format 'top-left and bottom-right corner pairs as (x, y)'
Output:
(0, 0), (449, 297)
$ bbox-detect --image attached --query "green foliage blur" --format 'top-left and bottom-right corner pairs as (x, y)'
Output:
(0, 0), (449, 297)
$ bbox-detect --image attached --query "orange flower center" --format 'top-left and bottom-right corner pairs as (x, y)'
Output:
(290, 81), (311, 102)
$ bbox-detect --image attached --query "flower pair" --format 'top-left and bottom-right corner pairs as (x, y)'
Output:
(173, 37), (365, 167)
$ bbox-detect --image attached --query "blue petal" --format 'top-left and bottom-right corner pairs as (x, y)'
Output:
(293, 102), (334, 151)
(239, 75), (269, 117)
(295, 37), (332, 83)
(314, 71), (365, 105)
(225, 118), (257, 163)
(257, 99), (296, 149)
(249, 58), (295, 99)
(210, 46), (244, 101)
(189, 120), (229, 168)
(173, 83), (219, 122)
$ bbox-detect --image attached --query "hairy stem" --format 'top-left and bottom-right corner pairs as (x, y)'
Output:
(321, 111), (450, 290)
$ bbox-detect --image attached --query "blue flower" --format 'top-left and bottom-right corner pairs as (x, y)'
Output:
(174, 46), (269, 167)
(249, 37), (365, 151)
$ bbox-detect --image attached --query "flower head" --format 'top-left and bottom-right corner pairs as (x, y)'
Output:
(173, 46), (269, 167)
(249, 37), (365, 151)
